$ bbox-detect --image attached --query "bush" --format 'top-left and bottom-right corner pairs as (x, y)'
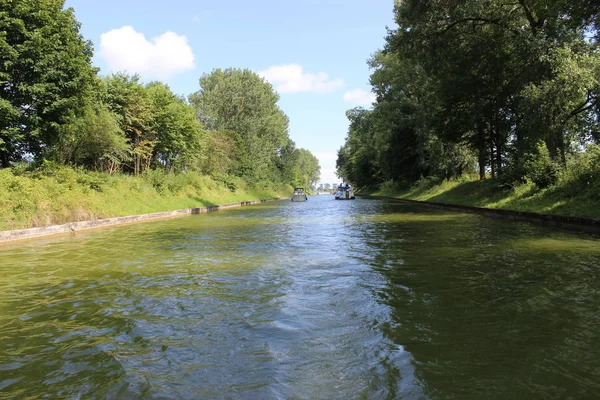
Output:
(164, 173), (201, 194)
(212, 173), (245, 192)
(524, 143), (561, 188)
(142, 169), (169, 193)
(378, 180), (397, 193)
(414, 175), (443, 190)
(558, 144), (600, 197)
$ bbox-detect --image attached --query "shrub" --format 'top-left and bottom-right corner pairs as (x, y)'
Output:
(524, 143), (561, 188)
(378, 180), (397, 193)
(414, 175), (443, 190)
(558, 144), (600, 197)
(212, 173), (244, 192)
(142, 169), (169, 193)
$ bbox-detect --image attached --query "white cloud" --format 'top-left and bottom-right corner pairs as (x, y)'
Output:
(99, 26), (195, 80)
(343, 88), (376, 106)
(259, 64), (344, 94)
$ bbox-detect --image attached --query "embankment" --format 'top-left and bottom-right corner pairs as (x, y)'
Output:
(0, 166), (291, 236)
(364, 176), (600, 233)
(0, 198), (284, 244)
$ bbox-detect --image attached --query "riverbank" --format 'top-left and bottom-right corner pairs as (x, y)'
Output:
(0, 198), (283, 244)
(0, 165), (292, 231)
(364, 175), (600, 220)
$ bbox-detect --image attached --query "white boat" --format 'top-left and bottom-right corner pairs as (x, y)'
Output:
(335, 184), (355, 200)
(291, 187), (308, 202)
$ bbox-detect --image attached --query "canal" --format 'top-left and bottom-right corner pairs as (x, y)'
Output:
(1, 195), (600, 399)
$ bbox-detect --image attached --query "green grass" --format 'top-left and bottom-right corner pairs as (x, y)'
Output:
(0, 166), (291, 231)
(366, 174), (600, 219)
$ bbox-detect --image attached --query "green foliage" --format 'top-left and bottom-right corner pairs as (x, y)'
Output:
(294, 148), (320, 188)
(0, 3), (319, 216)
(189, 68), (292, 183)
(202, 130), (240, 176)
(56, 104), (130, 172)
(0, 0), (97, 167)
(0, 166), (290, 230)
(146, 82), (205, 172)
(142, 169), (203, 194)
(103, 74), (154, 175)
(337, 0), (600, 198)
(558, 144), (600, 197)
(524, 143), (562, 189)
(211, 173), (245, 193)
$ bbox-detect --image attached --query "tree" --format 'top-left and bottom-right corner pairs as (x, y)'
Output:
(338, 0), (600, 188)
(189, 68), (290, 182)
(103, 74), (154, 175)
(201, 130), (241, 177)
(56, 103), (129, 173)
(0, 0), (97, 167)
(294, 148), (320, 188)
(146, 82), (205, 172)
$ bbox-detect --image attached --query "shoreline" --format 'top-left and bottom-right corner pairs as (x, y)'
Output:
(368, 195), (600, 234)
(0, 197), (285, 244)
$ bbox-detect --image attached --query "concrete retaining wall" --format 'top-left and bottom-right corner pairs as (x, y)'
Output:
(371, 196), (600, 234)
(0, 198), (284, 244)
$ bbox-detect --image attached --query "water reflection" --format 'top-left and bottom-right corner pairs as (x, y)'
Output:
(358, 202), (600, 399)
(1, 196), (599, 399)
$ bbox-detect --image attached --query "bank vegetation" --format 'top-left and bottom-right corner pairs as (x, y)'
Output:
(337, 0), (600, 218)
(0, 1), (320, 229)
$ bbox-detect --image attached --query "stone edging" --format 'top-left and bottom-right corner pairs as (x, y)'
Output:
(369, 196), (600, 234)
(0, 197), (285, 244)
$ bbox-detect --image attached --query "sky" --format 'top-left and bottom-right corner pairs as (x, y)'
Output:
(64, 0), (396, 184)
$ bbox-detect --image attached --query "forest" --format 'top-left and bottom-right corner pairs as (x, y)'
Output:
(0, 1), (320, 198)
(337, 0), (600, 212)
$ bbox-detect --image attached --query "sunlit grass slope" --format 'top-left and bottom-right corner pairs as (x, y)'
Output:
(0, 166), (291, 231)
(367, 174), (600, 219)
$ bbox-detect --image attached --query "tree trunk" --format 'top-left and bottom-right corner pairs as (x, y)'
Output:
(0, 151), (9, 169)
(490, 142), (495, 178)
(545, 136), (558, 161)
(495, 132), (503, 176)
(478, 126), (486, 180)
(478, 146), (486, 180)
(558, 134), (566, 165)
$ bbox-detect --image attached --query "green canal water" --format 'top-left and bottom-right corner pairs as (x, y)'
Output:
(1, 196), (600, 399)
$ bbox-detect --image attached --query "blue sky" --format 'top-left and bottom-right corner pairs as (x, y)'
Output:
(64, 0), (395, 184)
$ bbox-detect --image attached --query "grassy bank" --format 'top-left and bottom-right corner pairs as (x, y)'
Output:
(0, 165), (291, 231)
(366, 174), (600, 219)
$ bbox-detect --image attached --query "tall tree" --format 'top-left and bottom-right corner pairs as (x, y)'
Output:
(189, 68), (290, 182)
(103, 74), (154, 175)
(294, 148), (321, 188)
(146, 82), (205, 172)
(0, 0), (97, 167)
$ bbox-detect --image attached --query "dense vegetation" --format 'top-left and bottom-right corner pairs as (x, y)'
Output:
(0, 1), (320, 228)
(0, 165), (292, 230)
(337, 0), (600, 214)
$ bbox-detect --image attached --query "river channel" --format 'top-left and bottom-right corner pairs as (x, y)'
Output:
(1, 195), (600, 399)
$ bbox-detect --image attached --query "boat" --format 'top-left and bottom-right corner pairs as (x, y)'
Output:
(291, 187), (308, 202)
(335, 184), (355, 200)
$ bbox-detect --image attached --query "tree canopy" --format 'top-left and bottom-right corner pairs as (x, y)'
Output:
(189, 68), (318, 187)
(337, 0), (600, 190)
(0, 0), (97, 167)
(0, 3), (320, 190)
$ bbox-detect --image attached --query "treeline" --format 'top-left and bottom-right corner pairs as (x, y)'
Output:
(0, 0), (320, 190)
(337, 0), (600, 193)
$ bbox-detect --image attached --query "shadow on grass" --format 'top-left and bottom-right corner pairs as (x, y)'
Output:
(193, 197), (219, 207)
(393, 178), (600, 219)
(417, 180), (508, 207)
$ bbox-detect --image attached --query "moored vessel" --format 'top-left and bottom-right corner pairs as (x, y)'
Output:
(291, 187), (308, 202)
